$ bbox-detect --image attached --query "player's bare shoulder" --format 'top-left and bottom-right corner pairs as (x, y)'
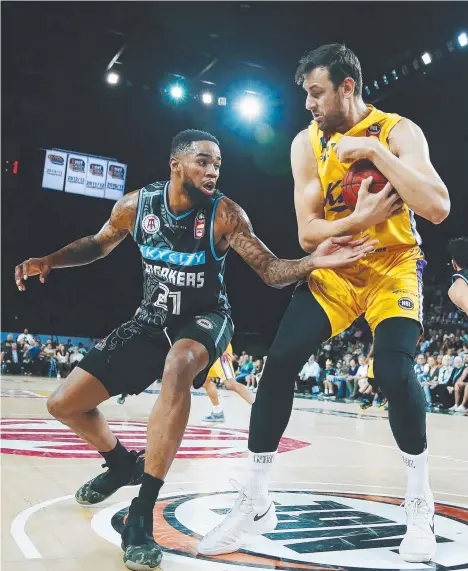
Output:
(110, 189), (140, 233)
(214, 196), (250, 235)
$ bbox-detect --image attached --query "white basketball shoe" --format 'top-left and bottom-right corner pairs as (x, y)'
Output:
(198, 480), (277, 555)
(399, 494), (436, 562)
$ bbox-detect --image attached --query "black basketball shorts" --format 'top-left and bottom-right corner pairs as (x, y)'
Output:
(78, 310), (233, 396)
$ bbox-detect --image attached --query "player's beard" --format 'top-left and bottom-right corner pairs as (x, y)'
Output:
(184, 180), (213, 208)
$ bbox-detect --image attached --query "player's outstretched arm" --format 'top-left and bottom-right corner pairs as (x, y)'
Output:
(14, 191), (139, 291)
(217, 198), (377, 289)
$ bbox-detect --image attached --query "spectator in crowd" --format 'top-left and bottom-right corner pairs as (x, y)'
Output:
(255, 357), (266, 389)
(353, 355), (369, 399)
(1, 334), (14, 366)
(55, 343), (70, 379)
(450, 358), (468, 412)
(236, 355), (255, 384)
(430, 355), (454, 408)
(346, 357), (359, 398)
(17, 328), (35, 345)
(447, 356), (467, 411)
(69, 346), (84, 370)
(322, 358), (336, 397)
(4, 342), (23, 374)
(65, 339), (73, 352)
(1, 334), (14, 352)
(297, 355), (321, 394)
(414, 354), (429, 381)
(245, 357), (259, 391)
(23, 340), (42, 375)
(325, 360), (348, 398)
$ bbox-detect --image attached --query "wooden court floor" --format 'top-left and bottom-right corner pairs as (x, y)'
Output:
(2, 374), (467, 571)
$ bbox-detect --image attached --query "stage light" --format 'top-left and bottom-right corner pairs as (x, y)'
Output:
(421, 52), (432, 65)
(169, 84), (185, 100)
(392, 69), (398, 80)
(106, 71), (120, 85)
(382, 74), (389, 85)
(238, 95), (262, 119)
(458, 32), (468, 47)
(364, 85), (371, 96)
(201, 91), (213, 105)
(373, 80), (379, 90)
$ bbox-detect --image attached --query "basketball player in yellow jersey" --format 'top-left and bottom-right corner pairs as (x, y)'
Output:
(202, 344), (255, 422)
(200, 44), (450, 563)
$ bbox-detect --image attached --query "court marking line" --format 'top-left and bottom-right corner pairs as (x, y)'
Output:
(321, 436), (468, 464)
(10, 494), (74, 559)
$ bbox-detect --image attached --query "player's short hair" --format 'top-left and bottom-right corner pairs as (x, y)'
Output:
(448, 237), (468, 269)
(295, 43), (363, 97)
(171, 129), (219, 157)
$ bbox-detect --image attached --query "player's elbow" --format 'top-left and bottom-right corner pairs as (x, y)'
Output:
(428, 200), (450, 225)
(298, 233), (316, 253)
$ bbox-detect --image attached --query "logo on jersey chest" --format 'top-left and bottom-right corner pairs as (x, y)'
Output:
(142, 214), (160, 234)
(324, 180), (348, 213)
(194, 211), (206, 239)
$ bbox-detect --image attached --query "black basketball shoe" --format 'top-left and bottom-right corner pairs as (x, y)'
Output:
(121, 499), (162, 571)
(75, 449), (145, 505)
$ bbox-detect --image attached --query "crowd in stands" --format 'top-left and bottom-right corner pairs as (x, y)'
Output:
(0, 329), (91, 378)
(3, 296), (467, 417)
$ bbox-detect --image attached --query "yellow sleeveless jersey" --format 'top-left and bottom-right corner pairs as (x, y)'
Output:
(308, 105), (422, 250)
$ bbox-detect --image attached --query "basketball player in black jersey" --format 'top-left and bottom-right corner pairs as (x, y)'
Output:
(15, 129), (376, 570)
(448, 237), (468, 315)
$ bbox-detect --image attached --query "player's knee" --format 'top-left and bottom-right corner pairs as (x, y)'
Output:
(224, 378), (235, 390)
(47, 390), (74, 419)
(374, 349), (413, 399)
(163, 342), (207, 387)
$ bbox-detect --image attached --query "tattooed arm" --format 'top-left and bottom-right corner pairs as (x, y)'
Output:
(15, 190), (139, 291)
(215, 198), (377, 289)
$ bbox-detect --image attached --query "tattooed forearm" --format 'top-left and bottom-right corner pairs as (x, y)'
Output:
(48, 236), (106, 268)
(221, 199), (316, 288)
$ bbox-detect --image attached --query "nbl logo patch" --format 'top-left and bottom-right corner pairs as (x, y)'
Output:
(196, 318), (213, 330)
(398, 297), (415, 310)
(142, 215), (160, 234)
(366, 123), (382, 138)
(194, 211), (206, 239)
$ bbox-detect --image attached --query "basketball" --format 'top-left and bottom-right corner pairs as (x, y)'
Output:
(342, 159), (388, 210)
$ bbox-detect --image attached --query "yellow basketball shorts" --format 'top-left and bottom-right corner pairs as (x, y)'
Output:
(308, 246), (425, 338)
(207, 344), (235, 381)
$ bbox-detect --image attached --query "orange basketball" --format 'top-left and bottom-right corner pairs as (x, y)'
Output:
(342, 159), (388, 210)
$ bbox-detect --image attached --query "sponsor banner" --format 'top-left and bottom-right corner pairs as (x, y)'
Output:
(105, 161), (127, 201)
(64, 154), (87, 195)
(85, 157), (108, 198)
(42, 150), (67, 191)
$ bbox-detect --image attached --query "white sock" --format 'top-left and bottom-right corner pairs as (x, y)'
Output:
(213, 405), (223, 414)
(401, 448), (432, 498)
(245, 450), (276, 500)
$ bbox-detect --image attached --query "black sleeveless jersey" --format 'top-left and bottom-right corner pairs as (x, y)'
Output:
(133, 181), (230, 328)
(452, 268), (468, 314)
